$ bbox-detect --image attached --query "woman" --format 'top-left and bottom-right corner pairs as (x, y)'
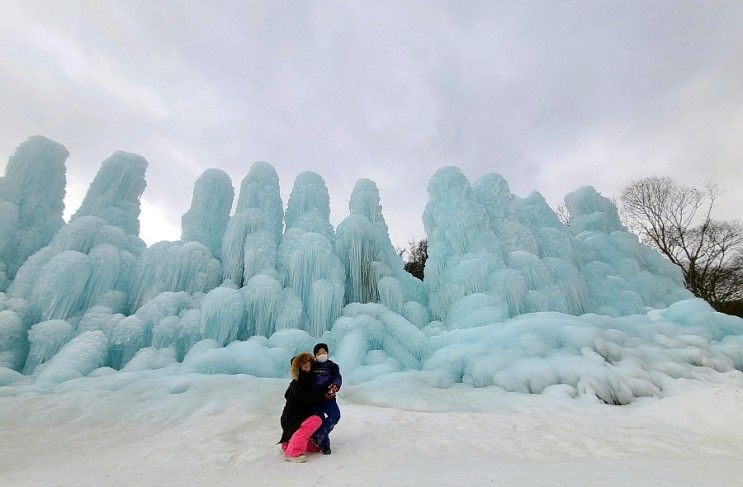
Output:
(279, 352), (325, 463)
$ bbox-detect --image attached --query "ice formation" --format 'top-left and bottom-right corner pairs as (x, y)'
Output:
(71, 151), (148, 236)
(1, 136), (742, 405)
(221, 162), (283, 286)
(0, 136), (68, 289)
(181, 169), (234, 258)
(278, 172), (344, 336)
(336, 179), (427, 311)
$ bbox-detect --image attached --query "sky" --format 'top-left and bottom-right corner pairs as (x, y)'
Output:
(0, 0), (741, 248)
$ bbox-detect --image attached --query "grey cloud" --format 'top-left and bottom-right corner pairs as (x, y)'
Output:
(1, 0), (741, 248)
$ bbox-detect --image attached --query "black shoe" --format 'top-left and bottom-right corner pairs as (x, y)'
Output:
(310, 436), (321, 449)
(322, 446), (331, 455)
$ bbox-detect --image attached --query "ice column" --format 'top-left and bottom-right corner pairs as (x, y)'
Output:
(422, 167), (505, 323)
(9, 152), (148, 323)
(71, 151), (148, 236)
(221, 162), (283, 286)
(0, 136), (68, 286)
(181, 169), (234, 259)
(337, 179), (426, 316)
(278, 172), (344, 336)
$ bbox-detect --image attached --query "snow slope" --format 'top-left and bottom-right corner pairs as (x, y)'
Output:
(2, 373), (742, 486)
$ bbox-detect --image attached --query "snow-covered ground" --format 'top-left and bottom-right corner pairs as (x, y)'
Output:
(2, 374), (742, 486)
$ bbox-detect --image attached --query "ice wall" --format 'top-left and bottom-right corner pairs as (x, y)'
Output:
(1, 135), (739, 405)
(0, 136), (68, 287)
(423, 168), (694, 333)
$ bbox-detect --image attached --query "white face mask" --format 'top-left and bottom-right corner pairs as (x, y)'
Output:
(315, 354), (328, 363)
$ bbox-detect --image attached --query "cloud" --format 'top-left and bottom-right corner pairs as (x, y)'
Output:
(1, 0), (741, 247)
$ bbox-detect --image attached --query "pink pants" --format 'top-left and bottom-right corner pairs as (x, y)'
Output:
(281, 415), (322, 457)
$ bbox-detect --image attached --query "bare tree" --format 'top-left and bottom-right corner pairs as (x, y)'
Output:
(620, 176), (743, 310)
(555, 203), (570, 227)
(400, 239), (428, 281)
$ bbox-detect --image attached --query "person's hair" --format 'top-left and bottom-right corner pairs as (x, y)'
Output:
(290, 352), (315, 379)
(313, 343), (329, 355)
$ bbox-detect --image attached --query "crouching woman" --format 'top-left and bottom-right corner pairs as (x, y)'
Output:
(279, 352), (325, 463)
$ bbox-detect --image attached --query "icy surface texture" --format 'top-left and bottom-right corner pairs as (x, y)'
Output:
(0, 136), (68, 285)
(0, 293), (29, 370)
(0, 135), (741, 403)
(423, 170), (693, 329)
(221, 162), (283, 286)
(564, 186), (624, 234)
(7, 150), (148, 334)
(9, 216), (145, 323)
(283, 172), (335, 241)
(181, 169), (234, 259)
(278, 172), (344, 336)
(111, 291), (202, 368)
(337, 179), (426, 313)
(23, 319), (74, 374)
(128, 241), (221, 313)
(34, 330), (109, 390)
(71, 151), (147, 236)
(424, 167), (506, 323)
(422, 298), (743, 404)
(564, 186), (691, 314)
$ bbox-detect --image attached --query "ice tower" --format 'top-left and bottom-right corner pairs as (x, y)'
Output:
(221, 162), (284, 286)
(336, 179), (427, 325)
(10, 152), (148, 321)
(127, 169), (229, 312)
(278, 172), (344, 336)
(4, 151), (149, 372)
(0, 136), (68, 288)
(71, 151), (148, 236)
(422, 167), (507, 325)
(181, 169), (234, 259)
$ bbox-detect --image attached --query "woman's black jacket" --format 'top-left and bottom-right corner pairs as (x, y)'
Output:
(279, 371), (324, 444)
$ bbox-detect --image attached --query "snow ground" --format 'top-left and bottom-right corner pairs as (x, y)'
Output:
(1, 374), (742, 486)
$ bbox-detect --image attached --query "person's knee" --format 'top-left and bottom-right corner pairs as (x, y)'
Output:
(329, 407), (340, 423)
(308, 415), (323, 428)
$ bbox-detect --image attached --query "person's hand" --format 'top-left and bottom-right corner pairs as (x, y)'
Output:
(324, 391), (335, 399)
(328, 383), (339, 394)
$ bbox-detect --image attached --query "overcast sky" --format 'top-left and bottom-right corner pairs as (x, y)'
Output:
(1, 0), (741, 248)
